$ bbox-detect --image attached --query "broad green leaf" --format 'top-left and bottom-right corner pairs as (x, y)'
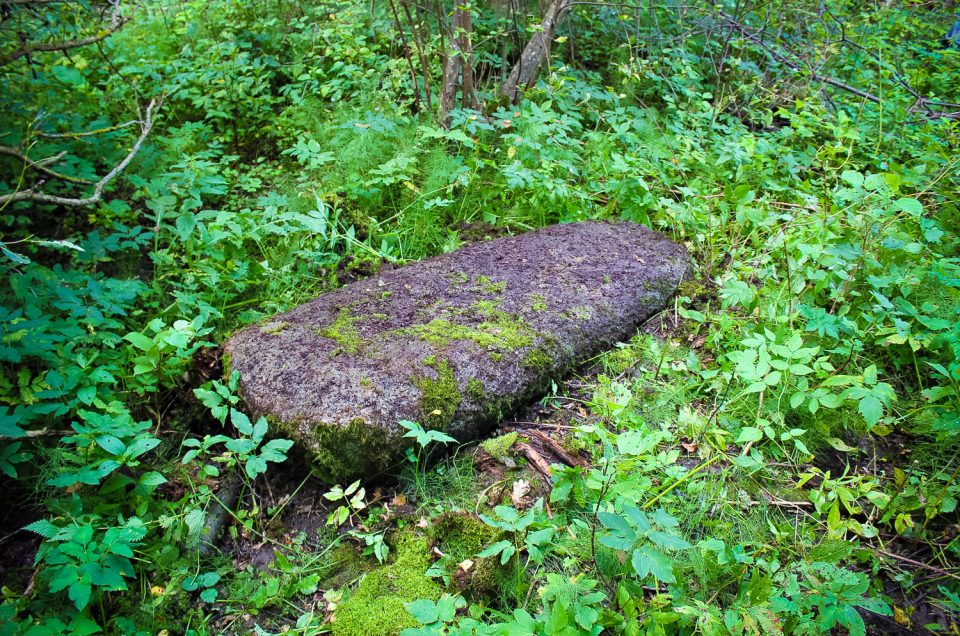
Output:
(123, 332), (154, 351)
(648, 530), (691, 551)
(96, 435), (126, 456)
(632, 545), (675, 583)
(858, 395), (883, 427)
(736, 427), (763, 443)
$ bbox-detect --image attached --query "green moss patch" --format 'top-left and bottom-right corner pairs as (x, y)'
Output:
(306, 418), (399, 481)
(471, 274), (507, 295)
(332, 535), (441, 636)
(392, 300), (536, 357)
(529, 293), (548, 312)
(466, 378), (486, 401)
(414, 359), (462, 430)
(316, 307), (363, 355)
(430, 512), (507, 598)
(480, 432), (519, 462)
(260, 321), (290, 336)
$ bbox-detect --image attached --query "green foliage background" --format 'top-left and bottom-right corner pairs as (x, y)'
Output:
(1, 0), (959, 633)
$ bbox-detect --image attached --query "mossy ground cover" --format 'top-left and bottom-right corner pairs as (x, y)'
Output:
(331, 535), (442, 636)
(1, 0), (959, 633)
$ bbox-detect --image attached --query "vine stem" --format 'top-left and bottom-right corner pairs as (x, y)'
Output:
(590, 462), (618, 595)
(642, 454), (724, 510)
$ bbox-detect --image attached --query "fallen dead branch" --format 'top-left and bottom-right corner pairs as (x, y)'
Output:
(0, 99), (157, 208)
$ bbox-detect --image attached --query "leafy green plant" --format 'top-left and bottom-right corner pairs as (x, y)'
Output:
(401, 419), (458, 500)
(770, 561), (891, 636)
(26, 516), (148, 612)
(598, 504), (691, 585)
(182, 407), (293, 480)
(324, 479), (368, 528)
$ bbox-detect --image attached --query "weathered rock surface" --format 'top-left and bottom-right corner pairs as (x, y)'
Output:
(223, 221), (688, 481)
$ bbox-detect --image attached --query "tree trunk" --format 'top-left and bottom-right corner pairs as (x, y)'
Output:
(440, 3), (477, 123)
(457, 7), (479, 110)
(501, 0), (572, 103)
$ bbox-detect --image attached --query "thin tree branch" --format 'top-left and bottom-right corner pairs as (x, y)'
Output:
(0, 145), (94, 184)
(0, 99), (156, 207)
(35, 119), (140, 139)
(0, 0), (132, 66)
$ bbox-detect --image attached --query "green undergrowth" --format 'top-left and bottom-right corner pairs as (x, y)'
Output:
(1, 0), (959, 633)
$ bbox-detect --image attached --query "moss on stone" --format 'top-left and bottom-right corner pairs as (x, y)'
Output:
(220, 352), (233, 379)
(466, 378), (486, 402)
(480, 432), (518, 462)
(522, 347), (553, 371)
(446, 271), (469, 287)
(317, 308), (363, 355)
(644, 276), (684, 299)
(572, 305), (593, 320)
(414, 359), (462, 430)
(332, 535), (441, 636)
(260, 321), (290, 336)
(306, 417), (399, 482)
(393, 301), (535, 357)
(359, 376), (373, 389)
(472, 274), (507, 295)
(470, 299), (501, 317)
(529, 293), (548, 312)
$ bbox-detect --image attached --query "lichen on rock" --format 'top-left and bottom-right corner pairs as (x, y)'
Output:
(222, 221), (688, 481)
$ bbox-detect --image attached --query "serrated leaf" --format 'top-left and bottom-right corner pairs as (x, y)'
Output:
(648, 530), (691, 551)
(859, 395), (883, 427)
(632, 545), (675, 583)
(33, 239), (85, 252)
(185, 508), (205, 545)
(69, 581), (92, 610)
(736, 427), (763, 443)
(96, 434), (126, 455)
(24, 519), (59, 538)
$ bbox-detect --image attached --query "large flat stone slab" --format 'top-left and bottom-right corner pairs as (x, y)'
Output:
(222, 221), (688, 480)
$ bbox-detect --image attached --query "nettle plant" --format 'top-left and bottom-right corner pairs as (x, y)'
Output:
(597, 503), (691, 585)
(401, 419), (458, 500)
(724, 330), (895, 433)
(20, 405), (168, 623)
(323, 479), (390, 563)
(185, 372), (294, 480)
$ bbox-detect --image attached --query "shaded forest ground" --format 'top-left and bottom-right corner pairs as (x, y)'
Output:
(1, 0), (960, 634)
